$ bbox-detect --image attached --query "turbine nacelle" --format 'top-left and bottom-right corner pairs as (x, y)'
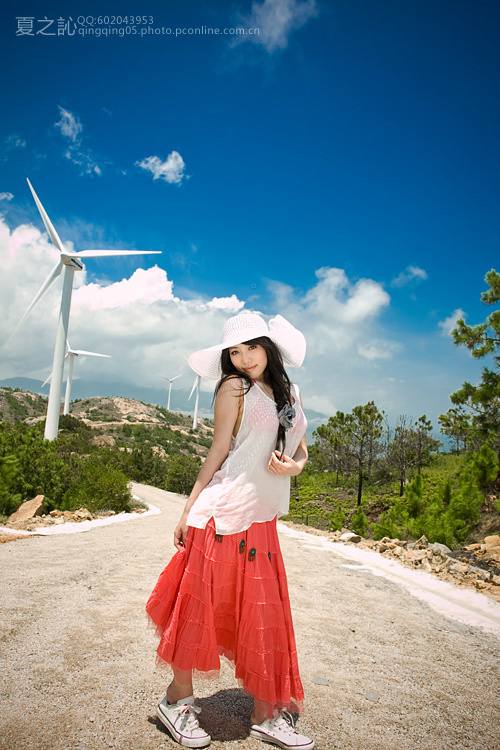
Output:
(62, 255), (85, 271)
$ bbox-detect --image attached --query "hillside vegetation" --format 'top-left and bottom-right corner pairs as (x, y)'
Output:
(283, 269), (500, 548)
(0, 389), (212, 519)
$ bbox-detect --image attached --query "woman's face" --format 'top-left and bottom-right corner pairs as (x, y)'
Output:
(229, 342), (268, 382)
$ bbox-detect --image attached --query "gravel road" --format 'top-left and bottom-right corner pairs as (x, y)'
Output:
(1, 482), (500, 750)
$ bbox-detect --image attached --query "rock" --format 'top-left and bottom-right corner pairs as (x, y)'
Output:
(414, 535), (429, 549)
(469, 566), (492, 581)
(49, 510), (62, 517)
(450, 562), (469, 574)
(429, 542), (452, 556)
(421, 562), (432, 573)
(408, 550), (427, 562)
(392, 546), (405, 556)
(74, 508), (93, 521)
(464, 543), (481, 551)
(7, 495), (45, 526)
(339, 532), (361, 543)
(483, 534), (500, 548)
(492, 576), (500, 586)
(364, 690), (379, 702)
(311, 674), (329, 686)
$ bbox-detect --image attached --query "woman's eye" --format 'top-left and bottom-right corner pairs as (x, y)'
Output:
(230, 350), (239, 356)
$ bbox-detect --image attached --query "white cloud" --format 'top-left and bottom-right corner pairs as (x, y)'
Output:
(5, 134), (26, 150)
(391, 265), (428, 288)
(73, 266), (176, 310)
(0, 216), (477, 429)
(136, 152), (186, 185)
(358, 339), (403, 361)
(438, 308), (465, 336)
(54, 106), (101, 177)
(0, 192), (14, 201)
(234, 0), (318, 53)
(207, 295), (245, 311)
(55, 107), (83, 142)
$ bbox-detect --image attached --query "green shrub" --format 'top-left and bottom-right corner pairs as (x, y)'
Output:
(165, 454), (201, 495)
(351, 506), (368, 536)
(406, 474), (424, 518)
(469, 444), (498, 495)
(0, 454), (22, 516)
(63, 454), (131, 513)
(446, 468), (483, 542)
(329, 506), (345, 531)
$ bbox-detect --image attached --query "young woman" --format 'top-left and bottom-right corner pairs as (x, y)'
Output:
(146, 312), (314, 749)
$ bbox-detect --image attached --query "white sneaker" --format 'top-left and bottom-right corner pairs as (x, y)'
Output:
(250, 709), (314, 749)
(156, 695), (211, 748)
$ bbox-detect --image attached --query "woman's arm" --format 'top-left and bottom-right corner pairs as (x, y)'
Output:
(173, 377), (243, 549)
(268, 389), (308, 477)
(267, 431), (308, 476)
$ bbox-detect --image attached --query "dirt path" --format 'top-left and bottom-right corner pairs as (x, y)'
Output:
(1, 483), (500, 750)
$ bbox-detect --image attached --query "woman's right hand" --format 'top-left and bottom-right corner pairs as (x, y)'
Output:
(174, 515), (189, 550)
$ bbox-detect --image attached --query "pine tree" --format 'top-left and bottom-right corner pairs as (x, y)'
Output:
(449, 269), (500, 456)
(344, 402), (384, 506)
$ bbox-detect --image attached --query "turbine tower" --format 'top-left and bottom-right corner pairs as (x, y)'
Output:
(161, 373), (181, 411)
(188, 374), (201, 430)
(9, 179), (161, 440)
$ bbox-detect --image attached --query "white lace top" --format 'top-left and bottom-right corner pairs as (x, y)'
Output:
(186, 381), (307, 535)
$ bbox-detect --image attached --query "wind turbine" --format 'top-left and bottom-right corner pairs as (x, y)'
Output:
(42, 341), (111, 416)
(188, 374), (201, 430)
(161, 373), (181, 411)
(8, 179), (161, 440)
(63, 343), (111, 415)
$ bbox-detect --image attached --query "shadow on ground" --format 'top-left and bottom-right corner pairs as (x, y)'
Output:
(148, 688), (253, 741)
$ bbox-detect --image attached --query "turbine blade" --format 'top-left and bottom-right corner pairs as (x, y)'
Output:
(75, 250), (161, 258)
(162, 374), (182, 383)
(42, 372), (52, 387)
(7, 259), (63, 342)
(189, 376), (200, 401)
(27, 179), (66, 253)
(71, 350), (111, 358)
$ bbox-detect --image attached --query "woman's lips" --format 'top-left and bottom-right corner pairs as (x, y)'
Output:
(245, 366), (256, 371)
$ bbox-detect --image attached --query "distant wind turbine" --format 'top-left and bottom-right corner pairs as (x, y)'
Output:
(63, 343), (111, 415)
(188, 374), (201, 430)
(161, 373), (182, 411)
(42, 341), (111, 415)
(8, 179), (161, 440)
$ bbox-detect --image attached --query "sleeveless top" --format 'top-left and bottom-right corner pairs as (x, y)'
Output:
(186, 381), (307, 535)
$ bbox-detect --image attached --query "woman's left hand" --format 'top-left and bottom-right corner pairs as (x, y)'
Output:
(267, 450), (300, 476)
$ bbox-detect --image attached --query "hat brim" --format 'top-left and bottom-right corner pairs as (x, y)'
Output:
(189, 318), (306, 380)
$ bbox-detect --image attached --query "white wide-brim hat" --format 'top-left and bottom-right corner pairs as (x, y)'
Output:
(189, 312), (306, 380)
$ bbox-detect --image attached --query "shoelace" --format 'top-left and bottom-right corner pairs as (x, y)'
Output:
(172, 703), (202, 731)
(270, 710), (297, 736)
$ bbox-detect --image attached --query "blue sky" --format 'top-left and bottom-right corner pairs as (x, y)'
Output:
(0, 0), (499, 431)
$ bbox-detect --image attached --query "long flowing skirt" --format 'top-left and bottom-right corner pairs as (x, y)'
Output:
(146, 516), (304, 715)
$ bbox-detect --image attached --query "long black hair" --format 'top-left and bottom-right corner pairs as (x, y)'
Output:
(214, 336), (293, 454)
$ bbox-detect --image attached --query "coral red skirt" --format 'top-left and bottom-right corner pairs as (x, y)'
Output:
(146, 516), (304, 715)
